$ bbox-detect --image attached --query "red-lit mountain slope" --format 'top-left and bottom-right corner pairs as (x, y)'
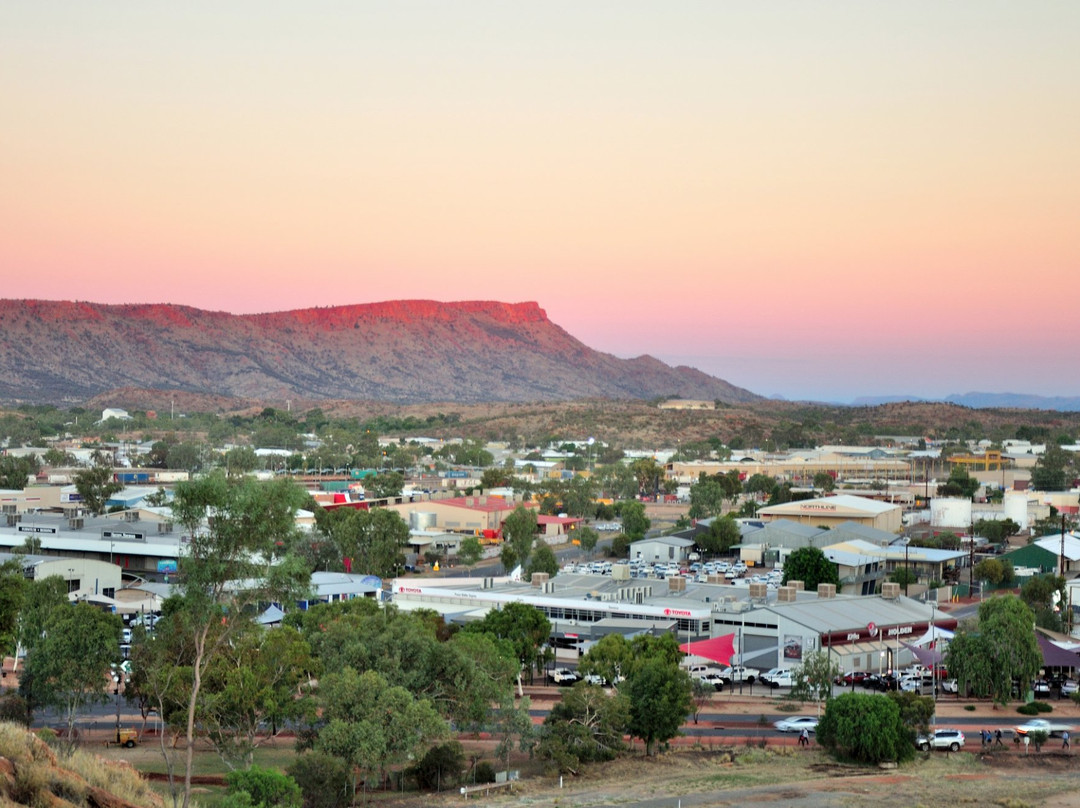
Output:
(0, 299), (760, 405)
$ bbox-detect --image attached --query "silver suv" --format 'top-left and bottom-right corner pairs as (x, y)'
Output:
(916, 728), (965, 751)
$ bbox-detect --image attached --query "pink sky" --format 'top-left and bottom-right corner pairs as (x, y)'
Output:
(2, 3), (1078, 401)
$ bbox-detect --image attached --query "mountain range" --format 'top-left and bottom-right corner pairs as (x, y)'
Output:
(0, 299), (760, 405)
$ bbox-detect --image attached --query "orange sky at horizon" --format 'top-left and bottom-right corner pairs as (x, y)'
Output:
(2, 2), (1078, 400)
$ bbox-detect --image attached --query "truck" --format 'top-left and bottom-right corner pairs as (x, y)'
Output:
(719, 665), (760, 684)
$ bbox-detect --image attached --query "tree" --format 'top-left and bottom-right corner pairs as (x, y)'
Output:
(200, 624), (318, 769)
(73, 460), (123, 516)
(314, 506), (409, 577)
(20, 602), (120, 749)
(689, 677), (715, 724)
(503, 506), (539, 569)
(816, 692), (913, 764)
(168, 473), (313, 808)
(947, 595), (1041, 706)
(744, 474), (777, 498)
(889, 567), (918, 589)
(886, 691), (935, 742)
(688, 474), (727, 519)
(1030, 445), (1072, 491)
(15, 575), (68, 672)
(974, 558), (1005, 586)
(464, 602), (551, 693)
(316, 668), (447, 802)
(525, 540), (559, 581)
(974, 518), (1021, 544)
(630, 458), (663, 498)
(699, 515), (741, 556)
(223, 446), (259, 477)
(620, 500), (650, 541)
(366, 471), (405, 499)
(1021, 574), (1066, 631)
(625, 656), (692, 756)
(0, 559), (25, 657)
(812, 471), (836, 492)
(937, 466), (979, 499)
(782, 547), (840, 591)
(0, 454), (39, 489)
(577, 526), (599, 558)
(538, 682), (628, 772)
(788, 650), (841, 707)
(457, 536), (483, 567)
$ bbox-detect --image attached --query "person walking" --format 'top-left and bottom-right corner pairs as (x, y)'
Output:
(799, 728), (809, 747)
(995, 728), (1004, 746)
(1063, 730), (1071, 750)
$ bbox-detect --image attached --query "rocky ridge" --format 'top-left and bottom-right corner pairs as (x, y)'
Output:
(0, 299), (759, 406)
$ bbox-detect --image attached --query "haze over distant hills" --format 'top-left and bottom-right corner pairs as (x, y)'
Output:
(851, 393), (1080, 412)
(0, 299), (761, 406)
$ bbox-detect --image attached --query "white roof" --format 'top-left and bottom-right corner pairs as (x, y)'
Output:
(1034, 533), (1080, 562)
(759, 494), (899, 517)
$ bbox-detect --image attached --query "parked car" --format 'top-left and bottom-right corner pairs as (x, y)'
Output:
(765, 669), (799, 689)
(549, 668), (580, 685)
(1033, 679), (1052, 696)
(834, 670), (871, 686)
(696, 672), (725, 691)
(774, 716), (818, 733)
(1062, 680), (1079, 696)
(719, 665), (759, 684)
(916, 728), (965, 752)
(940, 679), (960, 694)
(582, 673), (606, 686)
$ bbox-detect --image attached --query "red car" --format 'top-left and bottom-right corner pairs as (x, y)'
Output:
(835, 670), (871, 685)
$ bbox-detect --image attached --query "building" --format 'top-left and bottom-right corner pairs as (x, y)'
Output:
(757, 494), (902, 533)
(384, 494), (533, 536)
(388, 570), (954, 673)
(629, 536), (696, 564)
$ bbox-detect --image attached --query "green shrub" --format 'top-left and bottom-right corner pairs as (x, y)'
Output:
(0, 694), (30, 726)
(287, 752), (352, 808)
(225, 765), (301, 808)
(964, 705), (976, 712)
(1032, 701), (1053, 713)
(1017, 703), (1040, 716)
(409, 741), (466, 791)
(473, 761), (497, 784)
(816, 691), (914, 765)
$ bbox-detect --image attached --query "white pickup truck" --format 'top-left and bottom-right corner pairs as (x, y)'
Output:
(719, 665), (760, 684)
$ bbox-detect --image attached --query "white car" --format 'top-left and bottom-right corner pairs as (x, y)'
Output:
(719, 665), (759, 684)
(916, 728), (965, 751)
(1014, 719), (1076, 738)
(1062, 680), (1079, 696)
(549, 668), (580, 685)
(696, 672), (725, 691)
(774, 716), (818, 733)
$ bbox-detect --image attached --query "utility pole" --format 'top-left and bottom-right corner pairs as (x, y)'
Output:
(1061, 514), (1067, 578)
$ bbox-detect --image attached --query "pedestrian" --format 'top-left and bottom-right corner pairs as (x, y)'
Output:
(799, 728), (809, 747)
(981, 729), (989, 747)
(1064, 730), (1071, 750)
(995, 728), (1004, 746)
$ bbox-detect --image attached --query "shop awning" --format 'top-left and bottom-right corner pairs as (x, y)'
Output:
(679, 633), (735, 666)
(1038, 634), (1080, 668)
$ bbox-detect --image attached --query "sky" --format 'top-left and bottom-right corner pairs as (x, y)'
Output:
(2, 3), (1078, 402)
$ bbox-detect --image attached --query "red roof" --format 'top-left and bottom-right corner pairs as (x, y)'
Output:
(439, 495), (533, 513)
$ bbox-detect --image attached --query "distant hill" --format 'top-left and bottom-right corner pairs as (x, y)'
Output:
(0, 299), (761, 405)
(851, 392), (1080, 412)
